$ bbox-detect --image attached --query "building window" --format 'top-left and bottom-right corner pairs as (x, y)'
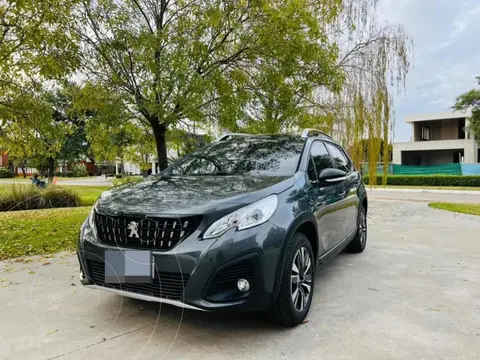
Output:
(421, 126), (430, 141)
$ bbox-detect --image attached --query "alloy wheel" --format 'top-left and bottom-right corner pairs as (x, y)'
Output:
(290, 247), (313, 312)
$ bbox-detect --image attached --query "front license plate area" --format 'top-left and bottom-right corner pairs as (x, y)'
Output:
(104, 250), (153, 284)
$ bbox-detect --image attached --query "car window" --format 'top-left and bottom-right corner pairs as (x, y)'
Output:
(325, 143), (351, 173)
(164, 135), (306, 177)
(309, 141), (333, 177)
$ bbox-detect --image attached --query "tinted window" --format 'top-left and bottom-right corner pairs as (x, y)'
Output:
(164, 135), (306, 177)
(310, 141), (333, 177)
(325, 143), (350, 173)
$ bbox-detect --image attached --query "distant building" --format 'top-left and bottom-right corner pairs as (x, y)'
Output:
(393, 111), (479, 165)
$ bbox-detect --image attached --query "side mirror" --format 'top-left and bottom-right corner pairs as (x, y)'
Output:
(317, 168), (346, 186)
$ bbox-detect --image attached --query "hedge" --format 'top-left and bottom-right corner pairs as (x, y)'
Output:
(0, 167), (13, 178)
(363, 175), (480, 187)
(0, 184), (80, 211)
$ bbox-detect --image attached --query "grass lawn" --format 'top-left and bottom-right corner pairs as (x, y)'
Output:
(0, 207), (90, 260)
(58, 185), (109, 206)
(428, 202), (480, 216)
(369, 185), (480, 191)
(0, 184), (109, 206)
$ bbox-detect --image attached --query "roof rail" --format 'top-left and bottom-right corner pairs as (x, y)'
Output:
(300, 128), (332, 139)
(215, 133), (252, 142)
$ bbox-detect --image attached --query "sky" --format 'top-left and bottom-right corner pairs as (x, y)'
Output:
(378, 0), (480, 141)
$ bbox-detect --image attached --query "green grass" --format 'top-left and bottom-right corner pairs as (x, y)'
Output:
(59, 186), (109, 206)
(0, 207), (91, 260)
(428, 202), (480, 216)
(0, 184), (109, 206)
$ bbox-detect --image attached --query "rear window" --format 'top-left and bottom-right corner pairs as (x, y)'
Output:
(165, 135), (306, 177)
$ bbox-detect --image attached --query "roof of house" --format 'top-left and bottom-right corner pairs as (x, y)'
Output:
(405, 110), (472, 123)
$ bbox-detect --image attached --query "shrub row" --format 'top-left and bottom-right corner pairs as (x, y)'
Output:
(0, 184), (80, 212)
(0, 167), (13, 178)
(363, 175), (480, 187)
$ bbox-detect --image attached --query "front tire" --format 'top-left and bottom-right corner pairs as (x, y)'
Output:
(266, 233), (315, 326)
(346, 204), (367, 253)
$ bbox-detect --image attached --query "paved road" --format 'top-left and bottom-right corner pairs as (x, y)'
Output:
(367, 188), (480, 203)
(0, 177), (113, 187)
(1, 199), (479, 359)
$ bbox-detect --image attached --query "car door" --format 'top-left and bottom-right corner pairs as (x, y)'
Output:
(324, 142), (360, 239)
(306, 141), (346, 252)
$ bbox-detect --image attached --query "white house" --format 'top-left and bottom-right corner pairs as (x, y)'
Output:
(392, 111), (479, 165)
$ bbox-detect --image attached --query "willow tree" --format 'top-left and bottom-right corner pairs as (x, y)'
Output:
(321, 0), (412, 184)
(74, 0), (347, 170)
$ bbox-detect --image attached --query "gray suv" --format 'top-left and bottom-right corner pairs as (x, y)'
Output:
(77, 129), (368, 326)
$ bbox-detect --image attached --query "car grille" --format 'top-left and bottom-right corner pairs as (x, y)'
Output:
(88, 260), (189, 301)
(94, 212), (201, 250)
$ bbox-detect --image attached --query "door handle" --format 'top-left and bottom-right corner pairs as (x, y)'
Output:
(339, 190), (347, 198)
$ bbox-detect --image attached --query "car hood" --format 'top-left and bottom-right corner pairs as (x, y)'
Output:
(96, 175), (294, 216)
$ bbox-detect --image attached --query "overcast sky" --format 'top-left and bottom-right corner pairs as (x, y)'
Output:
(378, 0), (480, 141)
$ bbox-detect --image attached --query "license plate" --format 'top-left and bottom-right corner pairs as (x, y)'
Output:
(104, 250), (153, 284)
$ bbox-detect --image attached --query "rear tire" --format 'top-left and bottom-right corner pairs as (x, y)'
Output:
(346, 204), (367, 253)
(266, 233), (315, 326)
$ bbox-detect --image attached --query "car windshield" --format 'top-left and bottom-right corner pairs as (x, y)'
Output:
(163, 135), (306, 177)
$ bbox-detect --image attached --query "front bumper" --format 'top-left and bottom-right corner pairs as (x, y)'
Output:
(77, 218), (286, 312)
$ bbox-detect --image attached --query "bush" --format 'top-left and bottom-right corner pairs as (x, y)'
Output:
(0, 184), (80, 211)
(112, 176), (144, 187)
(0, 167), (13, 178)
(72, 164), (88, 177)
(65, 171), (74, 177)
(88, 171), (95, 177)
(363, 175), (480, 187)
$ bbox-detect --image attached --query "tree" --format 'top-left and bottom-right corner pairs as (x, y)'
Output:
(454, 76), (480, 142)
(0, 83), (83, 182)
(74, 0), (345, 170)
(0, 0), (79, 120)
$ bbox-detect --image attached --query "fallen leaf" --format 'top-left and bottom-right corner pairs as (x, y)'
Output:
(14, 259), (24, 263)
(71, 283), (76, 286)
(368, 287), (379, 292)
(46, 329), (58, 335)
(28, 271), (35, 275)
(430, 308), (441, 312)
(90, 325), (96, 328)
(43, 261), (51, 266)
(302, 319), (309, 324)
(0, 278), (7, 282)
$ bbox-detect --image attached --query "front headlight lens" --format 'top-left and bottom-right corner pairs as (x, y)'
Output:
(203, 195), (278, 239)
(86, 206), (97, 237)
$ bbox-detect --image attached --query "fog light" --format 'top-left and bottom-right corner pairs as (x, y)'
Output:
(79, 269), (86, 281)
(237, 278), (250, 292)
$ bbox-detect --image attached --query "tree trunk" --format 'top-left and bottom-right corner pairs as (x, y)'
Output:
(21, 162), (27, 178)
(47, 157), (55, 183)
(151, 121), (168, 171)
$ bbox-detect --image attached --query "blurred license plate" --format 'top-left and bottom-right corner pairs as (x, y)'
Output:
(104, 250), (153, 284)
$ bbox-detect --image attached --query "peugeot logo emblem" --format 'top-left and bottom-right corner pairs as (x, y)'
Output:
(127, 221), (140, 238)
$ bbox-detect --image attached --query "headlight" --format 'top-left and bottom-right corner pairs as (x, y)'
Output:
(203, 195), (278, 239)
(86, 206), (97, 237)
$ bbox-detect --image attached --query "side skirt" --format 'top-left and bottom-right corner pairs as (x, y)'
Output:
(316, 230), (356, 268)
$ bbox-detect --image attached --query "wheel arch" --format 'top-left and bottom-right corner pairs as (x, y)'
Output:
(271, 212), (319, 302)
